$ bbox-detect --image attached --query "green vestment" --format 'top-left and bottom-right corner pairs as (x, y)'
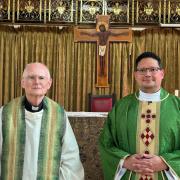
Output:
(1, 96), (66, 180)
(99, 89), (180, 180)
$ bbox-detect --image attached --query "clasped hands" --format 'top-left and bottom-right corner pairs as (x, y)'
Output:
(123, 154), (168, 176)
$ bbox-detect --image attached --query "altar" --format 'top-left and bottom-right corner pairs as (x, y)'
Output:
(67, 112), (108, 180)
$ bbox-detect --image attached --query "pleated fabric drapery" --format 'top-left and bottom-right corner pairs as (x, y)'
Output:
(132, 28), (180, 93)
(0, 26), (179, 111)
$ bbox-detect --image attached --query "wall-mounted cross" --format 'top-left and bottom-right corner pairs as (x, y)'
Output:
(74, 15), (132, 87)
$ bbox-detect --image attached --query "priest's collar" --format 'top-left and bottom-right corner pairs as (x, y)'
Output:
(135, 88), (169, 102)
(139, 89), (160, 102)
(24, 97), (43, 112)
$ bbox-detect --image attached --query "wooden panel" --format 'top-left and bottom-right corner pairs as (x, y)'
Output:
(74, 27), (98, 42)
(109, 28), (132, 42)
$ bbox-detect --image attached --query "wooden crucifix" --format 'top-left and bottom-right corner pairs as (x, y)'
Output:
(74, 15), (132, 87)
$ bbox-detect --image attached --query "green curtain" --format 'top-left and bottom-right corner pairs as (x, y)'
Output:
(0, 26), (179, 111)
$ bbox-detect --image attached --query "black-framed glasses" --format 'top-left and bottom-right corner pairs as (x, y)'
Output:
(136, 67), (161, 75)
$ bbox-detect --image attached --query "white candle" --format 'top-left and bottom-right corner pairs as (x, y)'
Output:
(175, 90), (179, 97)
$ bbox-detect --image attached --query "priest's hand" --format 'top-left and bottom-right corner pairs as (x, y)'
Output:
(123, 154), (154, 175)
(123, 153), (168, 175)
(141, 154), (168, 172)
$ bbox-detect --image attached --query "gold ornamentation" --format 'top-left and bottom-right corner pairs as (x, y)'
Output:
(0, 2), (3, 10)
(57, 1), (66, 15)
(176, 5), (180, 16)
(89, 2), (97, 16)
(144, 2), (154, 16)
(25, 0), (34, 13)
(113, 2), (123, 15)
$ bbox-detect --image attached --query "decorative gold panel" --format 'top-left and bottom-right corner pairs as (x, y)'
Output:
(135, 0), (162, 24)
(168, 0), (180, 23)
(16, 0), (43, 22)
(48, 0), (74, 23)
(107, 0), (130, 24)
(78, 0), (103, 23)
(0, 0), (11, 21)
(0, 1), (180, 26)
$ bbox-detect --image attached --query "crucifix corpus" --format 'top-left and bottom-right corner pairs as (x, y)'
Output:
(74, 15), (132, 87)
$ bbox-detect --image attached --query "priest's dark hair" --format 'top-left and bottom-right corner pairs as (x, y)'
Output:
(135, 51), (163, 69)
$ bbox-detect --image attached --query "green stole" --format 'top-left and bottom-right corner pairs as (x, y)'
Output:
(1, 96), (66, 180)
(135, 101), (161, 180)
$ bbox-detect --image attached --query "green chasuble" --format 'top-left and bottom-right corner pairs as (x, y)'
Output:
(99, 88), (180, 180)
(1, 96), (66, 180)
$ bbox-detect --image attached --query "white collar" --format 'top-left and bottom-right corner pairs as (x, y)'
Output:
(138, 89), (161, 102)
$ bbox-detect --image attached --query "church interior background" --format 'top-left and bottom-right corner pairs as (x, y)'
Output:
(0, 0), (180, 179)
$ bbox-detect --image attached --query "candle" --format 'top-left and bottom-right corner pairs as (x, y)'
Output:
(175, 90), (179, 97)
